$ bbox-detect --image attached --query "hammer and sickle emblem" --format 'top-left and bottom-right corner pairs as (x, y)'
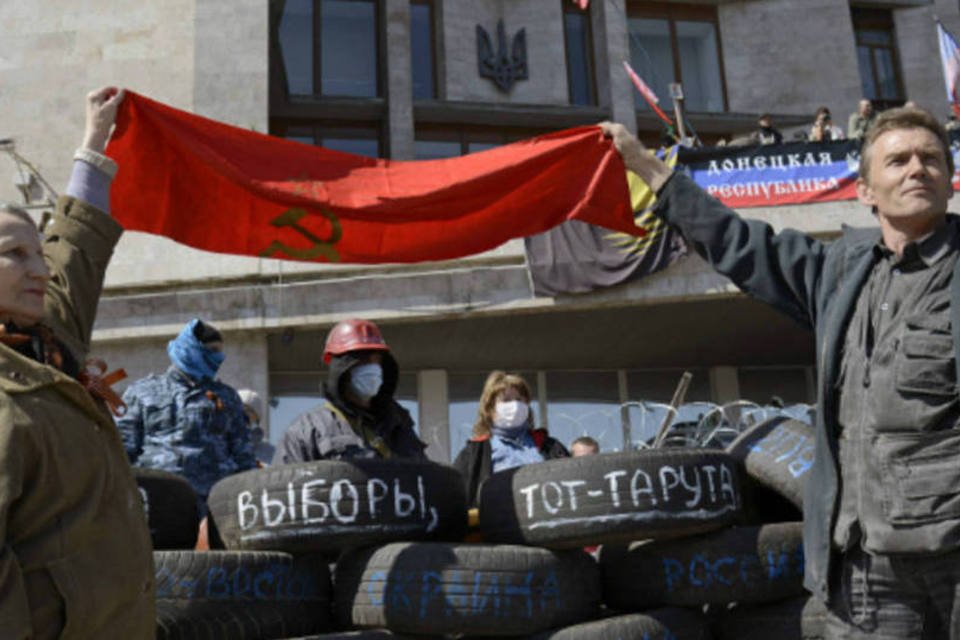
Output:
(259, 207), (342, 262)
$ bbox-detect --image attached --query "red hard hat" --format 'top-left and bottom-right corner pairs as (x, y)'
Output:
(323, 319), (390, 364)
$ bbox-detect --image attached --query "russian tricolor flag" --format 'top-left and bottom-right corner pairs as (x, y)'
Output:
(937, 21), (960, 117)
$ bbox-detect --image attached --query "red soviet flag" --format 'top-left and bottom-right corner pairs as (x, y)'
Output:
(106, 92), (639, 264)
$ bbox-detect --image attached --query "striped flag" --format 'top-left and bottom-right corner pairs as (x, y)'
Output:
(623, 60), (673, 126)
(937, 21), (960, 117)
(524, 147), (687, 296)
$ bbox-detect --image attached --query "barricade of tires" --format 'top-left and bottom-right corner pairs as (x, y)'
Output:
(133, 467), (201, 550)
(149, 417), (825, 639)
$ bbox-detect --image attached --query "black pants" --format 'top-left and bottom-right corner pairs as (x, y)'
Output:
(825, 544), (960, 639)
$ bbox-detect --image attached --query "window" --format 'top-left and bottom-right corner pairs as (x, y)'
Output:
(270, 0), (385, 155)
(626, 368), (711, 405)
(414, 139), (462, 160)
(413, 127), (539, 159)
(268, 395), (319, 445)
(622, 368), (711, 447)
(275, 0), (380, 98)
(563, 1), (597, 106)
(545, 371), (622, 453)
(627, 2), (726, 113)
(852, 7), (904, 109)
(278, 123), (383, 157)
(737, 366), (814, 406)
(395, 372), (420, 434)
(410, 1), (437, 100)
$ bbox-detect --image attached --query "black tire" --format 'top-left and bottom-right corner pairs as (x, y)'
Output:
(134, 468), (200, 549)
(154, 550), (332, 640)
(479, 449), (742, 548)
(735, 478), (803, 526)
(208, 459), (467, 553)
(334, 542), (600, 636)
(712, 596), (807, 640)
(600, 522), (804, 609)
(283, 633), (406, 640)
(726, 418), (814, 510)
(529, 608), (712, 640)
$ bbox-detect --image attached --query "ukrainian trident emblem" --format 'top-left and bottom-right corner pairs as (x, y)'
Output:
(476, 20), (528, 93)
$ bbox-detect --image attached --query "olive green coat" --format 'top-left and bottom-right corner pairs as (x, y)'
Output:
(0, 197), (155, 638)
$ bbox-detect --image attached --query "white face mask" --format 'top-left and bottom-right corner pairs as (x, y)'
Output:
(493, 400), (530, 429)
(349, 363), (383, 402)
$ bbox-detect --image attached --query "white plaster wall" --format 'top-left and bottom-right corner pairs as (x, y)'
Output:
(193, 0), (269, 132)
(0, 0), (196, 204)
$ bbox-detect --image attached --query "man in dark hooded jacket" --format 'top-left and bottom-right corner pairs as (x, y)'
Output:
(273, 318), (426, 463)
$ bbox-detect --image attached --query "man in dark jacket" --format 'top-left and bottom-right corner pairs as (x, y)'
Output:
(273, 318), (426, 463)
(602, 108), (960, 637)
(747, 113), (784, 146)
(118, 318), (255, 512)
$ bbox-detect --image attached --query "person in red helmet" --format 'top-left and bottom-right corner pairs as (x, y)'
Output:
(273, 319), (426, 463)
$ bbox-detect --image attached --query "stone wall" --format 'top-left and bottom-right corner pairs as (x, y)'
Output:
(719, 0), (862, 119)
(443, 0), (569, 104)
(0, 0), (197, 203)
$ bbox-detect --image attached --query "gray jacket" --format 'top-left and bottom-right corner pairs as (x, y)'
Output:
(654, 172), (960, 602)
(273, 351), (426, 464)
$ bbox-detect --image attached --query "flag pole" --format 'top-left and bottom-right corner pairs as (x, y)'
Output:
(622, 60), (674, 127)
(669, 83), (688, 142)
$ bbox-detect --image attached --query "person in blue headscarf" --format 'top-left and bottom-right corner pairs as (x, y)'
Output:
(116, 318), (255, 514)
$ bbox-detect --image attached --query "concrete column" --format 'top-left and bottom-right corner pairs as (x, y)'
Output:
(218, 332), (271, 436)
(596, 0), (636, 133)
(590, 0), (611, 111)
(536, 371), (549, 429)
(385, 0), (415, 159)
(709, 366), (740, 404)
(418, 369), (450, 462)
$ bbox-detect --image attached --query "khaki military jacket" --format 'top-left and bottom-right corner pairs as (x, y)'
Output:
(0, 197), (155, 639)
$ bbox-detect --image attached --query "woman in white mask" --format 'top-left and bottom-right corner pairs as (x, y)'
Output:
(453, 371), (569, 506)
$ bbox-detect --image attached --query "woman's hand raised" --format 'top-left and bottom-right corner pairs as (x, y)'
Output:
(81, 87), (125, 153)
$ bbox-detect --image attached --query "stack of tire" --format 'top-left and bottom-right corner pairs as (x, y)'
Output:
(469, 416), (825, 639)
(133, 467), (201, 550)
(149, 415), (824, 639)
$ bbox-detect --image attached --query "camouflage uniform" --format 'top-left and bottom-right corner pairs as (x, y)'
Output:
(117, 366), (256, 506)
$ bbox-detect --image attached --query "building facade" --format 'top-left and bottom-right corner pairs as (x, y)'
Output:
(0, 0), (954, 460)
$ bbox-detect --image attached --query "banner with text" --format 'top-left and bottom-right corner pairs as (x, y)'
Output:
(679, 131), (960, 209)
(678, 140), (860, 208)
